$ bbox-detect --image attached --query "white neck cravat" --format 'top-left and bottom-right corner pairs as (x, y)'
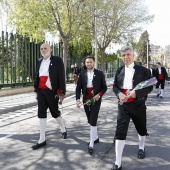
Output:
(123, 62), (135, 89)
(87, 70), (94, 88)
(39, 57), (51, 76)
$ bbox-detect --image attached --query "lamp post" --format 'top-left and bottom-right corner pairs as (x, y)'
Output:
(146, 40), (149, 68)
(94, 2), (98, 69)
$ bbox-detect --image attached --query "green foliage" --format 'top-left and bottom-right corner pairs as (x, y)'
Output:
(97, 52), (118, 63)
(136, 30), (151, 64)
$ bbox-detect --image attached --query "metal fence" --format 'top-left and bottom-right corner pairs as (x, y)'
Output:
(0, 31), (120, 88)
(0, 31), (60, 88)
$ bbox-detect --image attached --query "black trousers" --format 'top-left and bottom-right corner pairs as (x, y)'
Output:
(83, 97), (101, 126)
(115, 102), (147, 140)
(156, 79), (165, 89)
(37, 89), (61, 118)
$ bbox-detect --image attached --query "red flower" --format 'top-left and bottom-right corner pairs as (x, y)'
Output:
(56, 89), (62, 94)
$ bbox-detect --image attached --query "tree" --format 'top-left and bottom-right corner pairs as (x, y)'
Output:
(136, 30), (151, 65)
(8, 0), (87, 75)
(87, 0), (154, 71)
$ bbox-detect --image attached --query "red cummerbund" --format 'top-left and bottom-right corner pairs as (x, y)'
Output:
(122, 89), (134, 103)
(86, 87), (93, 98)
(38, 76), (48, 89)
(158, 74), (163, 80)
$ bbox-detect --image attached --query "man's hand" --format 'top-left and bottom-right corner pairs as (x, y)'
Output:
(93, 94), (100, 101)
(59, 95), (65, 102)
(118, 92), (128, 103)
(76, 100), (82, 108)
(128, 90), (136, 98)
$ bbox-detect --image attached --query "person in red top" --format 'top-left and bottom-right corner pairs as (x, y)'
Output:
(32, 43), (67, 150)
(155, 62), (168, 98)
(76, 56), (107, 155)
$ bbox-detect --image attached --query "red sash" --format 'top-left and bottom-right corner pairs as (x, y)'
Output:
(158, 74), (163, 80)
(38, 76), (48, 89)
(122, 89), (134, 103)
(86, 88), (93, 98)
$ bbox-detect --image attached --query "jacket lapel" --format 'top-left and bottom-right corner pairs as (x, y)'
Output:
(92, 69), (97, 84)
(82, 70), (88, 83)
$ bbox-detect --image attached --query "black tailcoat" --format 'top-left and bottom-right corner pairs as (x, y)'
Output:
(76, 69), (107, 100)
(113, 63), (153, 103)
(155, 67), (168, 80)
(34, 56), (66, 94)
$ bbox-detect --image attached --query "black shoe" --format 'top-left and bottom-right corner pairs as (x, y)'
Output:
(87, 138), (99, 145)
(111, 164), (122, 170)
(157, 94), (160, 97)
(88, 146), (93, 155)
(62, 131), (67, 139)
(160, 96), (163, 99)
(138, 149), (145, 159)
(32, 141), (46, 150)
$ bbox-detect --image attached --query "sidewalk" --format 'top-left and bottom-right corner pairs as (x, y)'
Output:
(0, 77), (114, 114)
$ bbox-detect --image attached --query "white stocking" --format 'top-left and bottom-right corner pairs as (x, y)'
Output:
(56, 116), (66, 133)
(95, 126), (99, 140)
(115, 140), (125, 168)
(160, 89), (164, 97)
(89, 126), (97, 148)
(38, 118), (46, 144)
(138, 134), (145, 150)
(157, 88), (160, 94)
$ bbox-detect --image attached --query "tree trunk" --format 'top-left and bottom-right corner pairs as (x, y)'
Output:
(100, 48), (105, 72)
(62, 38), (69, 80)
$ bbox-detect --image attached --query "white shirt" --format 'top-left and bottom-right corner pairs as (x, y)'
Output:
(123, 62), (135, 89)
(39, 57), (50, 76)
(87, 70), (94, 87)
(158, 67), (161, 74)
(150, 68), (152, 75)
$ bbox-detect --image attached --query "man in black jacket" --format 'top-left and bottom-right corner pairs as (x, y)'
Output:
(76, 56), (107, 155)
(72, 63), (80, 85)
(149, 64), (156, 77)
(32, 43), (67, 150)
(155, 62), (168, 98)
(111, 46), (153, 170)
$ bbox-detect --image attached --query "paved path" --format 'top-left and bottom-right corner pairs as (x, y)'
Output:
(0, 80), (170, 170)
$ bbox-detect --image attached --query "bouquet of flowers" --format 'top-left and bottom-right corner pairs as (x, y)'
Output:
(83, 89), (95, 106)
(119, 77), (157, 105)
(83, 98), (95, 106)
(133, 77), (157, 90)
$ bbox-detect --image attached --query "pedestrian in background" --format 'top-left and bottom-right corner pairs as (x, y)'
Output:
(80, 62), (87, 72)
(155, 62), (168, 98)
(72, 63), (80, 85)
(111, 46), (153, 170)
(32, 43), (67, 150)
(76, 56), (107, 155)
(149, 64), (156, 77)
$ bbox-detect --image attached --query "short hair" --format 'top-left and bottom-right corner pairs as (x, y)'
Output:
(85, 55), (95, 61)
(156, 62), (161, 65)
(40, 43), (51, 49)
(120, 46), (134, 54)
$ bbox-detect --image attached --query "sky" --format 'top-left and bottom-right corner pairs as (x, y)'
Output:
(144, 0), (170, 47)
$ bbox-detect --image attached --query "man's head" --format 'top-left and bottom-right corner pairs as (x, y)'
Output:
(74, 63), (77, 67)
(120, 46), (135, 66)
(156, 62), (161, 68)
(85, 55), (95, 70)
(143, 63), (148, 68)
(150, 64), (153, 69)
(40, 43), (52, 59)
